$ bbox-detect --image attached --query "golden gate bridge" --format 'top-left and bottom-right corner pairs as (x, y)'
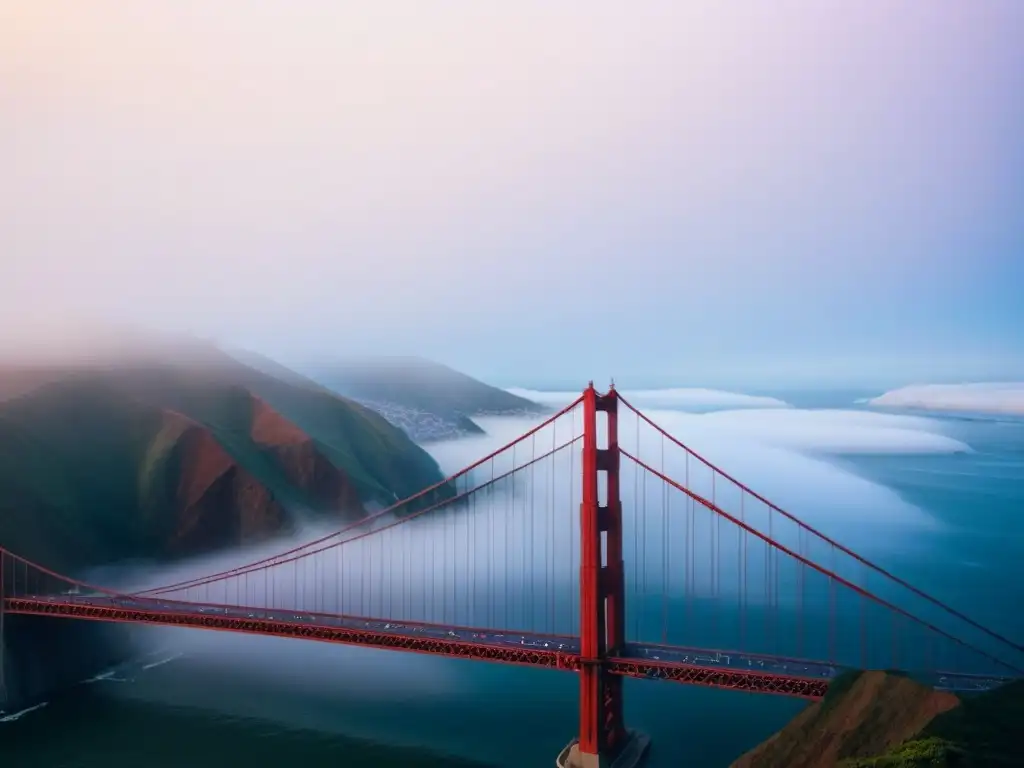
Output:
(2, 385), (1022, 767)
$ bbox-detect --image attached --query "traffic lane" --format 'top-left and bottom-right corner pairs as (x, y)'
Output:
(625, 643), (837, 679)
(623, 643), (1009, 693)
(23, 595), (580, 652)
(21, 596), (1015, 692)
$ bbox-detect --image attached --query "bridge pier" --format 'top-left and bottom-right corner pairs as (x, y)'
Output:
(556, 730), (651, 768)
(558, 385), (650, 768)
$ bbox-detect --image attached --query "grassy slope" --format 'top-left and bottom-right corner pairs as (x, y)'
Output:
(735, 671), (1024, 768)
(100, 367), (317, 508)
(844, 680), (1024, 767)
(0, 349), (449, 570)
(316, 355), (546, 419)
(0, 378), (169, 569)
(731, 671), (962, 768)
(84, 345), (446, 505)
(227, 363), (446, 504)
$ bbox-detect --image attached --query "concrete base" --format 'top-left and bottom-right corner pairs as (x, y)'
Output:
(555, 730), (651, 768)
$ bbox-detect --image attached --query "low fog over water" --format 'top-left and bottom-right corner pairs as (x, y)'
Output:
(77, 389), (989, 728)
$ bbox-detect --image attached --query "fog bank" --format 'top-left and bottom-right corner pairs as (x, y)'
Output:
(508, 387), (788, 410)
(870, 383), (1024, 416)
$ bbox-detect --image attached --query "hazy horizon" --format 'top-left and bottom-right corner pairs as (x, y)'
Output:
(3, 1), (1022, 390)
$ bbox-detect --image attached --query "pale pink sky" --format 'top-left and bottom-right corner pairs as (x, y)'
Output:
(2, 1), (1021, 386)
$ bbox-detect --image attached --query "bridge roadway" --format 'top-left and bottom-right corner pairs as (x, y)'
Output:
(3, 593), (1010, 699)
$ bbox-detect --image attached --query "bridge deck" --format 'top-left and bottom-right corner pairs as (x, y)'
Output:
(4, 595), (1009, 699)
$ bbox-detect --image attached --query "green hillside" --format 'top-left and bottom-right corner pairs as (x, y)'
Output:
(0, 343), (449, 573)
(97, 354), (443, 505)
(0, 382), (149, 570)
(223, 362), (445, 503)
(843, 680), (1024, 767)
(733, 670), (1024, 768)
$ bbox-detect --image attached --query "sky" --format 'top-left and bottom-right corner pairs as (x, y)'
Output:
(2, 1), (1022, 390)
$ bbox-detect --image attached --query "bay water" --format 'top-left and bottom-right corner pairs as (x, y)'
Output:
(2, 389), (1022, 767)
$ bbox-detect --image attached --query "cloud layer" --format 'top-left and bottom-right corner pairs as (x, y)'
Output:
(83, 385), (974, 763)
(508, 387), (789, 410)
(870, 383), (1024, 416)
(506, 389), (971, 455)
(676, 408), (971, 455)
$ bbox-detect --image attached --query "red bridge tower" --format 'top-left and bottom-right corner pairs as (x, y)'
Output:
(557, 383), (650, 768)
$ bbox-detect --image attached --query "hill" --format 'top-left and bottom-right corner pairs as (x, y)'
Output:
(732, 671), (1024, 768)
(310, 356), (546, 442)
(844, 678), (1024, 767)
(0, 339), (448, 572)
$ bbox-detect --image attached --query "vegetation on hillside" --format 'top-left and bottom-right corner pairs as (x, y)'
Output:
(0, 340), (448, 573)
(731, 671), (960, 768)
(843, 680), (1024, 767)
(733, 671), (1024, 768)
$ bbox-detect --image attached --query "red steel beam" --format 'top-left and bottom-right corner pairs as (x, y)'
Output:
(5, 598), (576, 670)
(5, 597), (830, 699)
(605, 658), (828, 699)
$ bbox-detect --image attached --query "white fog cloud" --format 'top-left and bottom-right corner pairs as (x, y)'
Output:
(507, 387), (789, 410)
(72, 387), (969, 739)
(472, 408), (945, 538)
(679, 408), (971, 454)
(504, 390), (970, 455)
(870, 383), (1024, 416)
(83, 390), (966, 635)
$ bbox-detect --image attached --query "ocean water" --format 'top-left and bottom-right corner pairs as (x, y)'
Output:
(2, 389), (1023, 767)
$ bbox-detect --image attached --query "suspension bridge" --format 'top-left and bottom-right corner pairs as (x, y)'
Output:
(1, 384), (1021, 767)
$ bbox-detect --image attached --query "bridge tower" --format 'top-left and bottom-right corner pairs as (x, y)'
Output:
(557, 384), (650, 768)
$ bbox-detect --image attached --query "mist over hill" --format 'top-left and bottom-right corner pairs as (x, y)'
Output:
(307, 356), (547, 443)
(0, 336), (446, 573)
